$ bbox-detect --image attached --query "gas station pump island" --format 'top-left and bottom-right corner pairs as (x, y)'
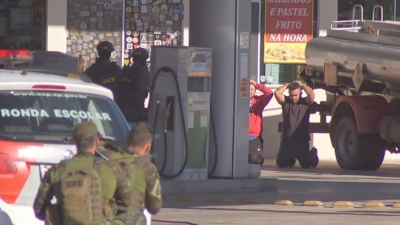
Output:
(149, 46), (212, 180)
(145, 0), (262, 185)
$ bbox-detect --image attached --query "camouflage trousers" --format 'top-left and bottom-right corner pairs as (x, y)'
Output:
(108, 211), (146, 225)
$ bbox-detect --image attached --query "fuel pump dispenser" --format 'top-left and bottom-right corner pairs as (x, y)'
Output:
(148, 46), (212, 180)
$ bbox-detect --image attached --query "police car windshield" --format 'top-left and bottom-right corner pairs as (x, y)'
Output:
(0, 91), (129, 146)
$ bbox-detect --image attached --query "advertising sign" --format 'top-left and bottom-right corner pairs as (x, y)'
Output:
(187, 49), (212, 77)
(264, 0), (314, 64)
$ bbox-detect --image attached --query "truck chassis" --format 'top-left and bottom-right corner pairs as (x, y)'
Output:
(278, 4), (400, 171)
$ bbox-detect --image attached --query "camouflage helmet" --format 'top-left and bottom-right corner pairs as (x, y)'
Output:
(131, 47), (149, 60)
(96, 41), (114, 53)
(73, 121), (99, 138)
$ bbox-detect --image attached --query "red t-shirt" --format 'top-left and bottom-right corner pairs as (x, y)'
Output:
(249, 84), (273, 137)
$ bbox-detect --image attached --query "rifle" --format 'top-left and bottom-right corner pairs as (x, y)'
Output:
(96, 138), (122, 161)
(44, 204), (63, 225)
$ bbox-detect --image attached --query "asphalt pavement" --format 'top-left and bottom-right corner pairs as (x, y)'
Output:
(151, 159), (400, 225)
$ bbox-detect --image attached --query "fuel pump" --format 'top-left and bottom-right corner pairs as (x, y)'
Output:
(148, 46), (213, 180)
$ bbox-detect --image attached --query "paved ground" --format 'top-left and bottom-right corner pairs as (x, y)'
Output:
(151, 160), (400, 225)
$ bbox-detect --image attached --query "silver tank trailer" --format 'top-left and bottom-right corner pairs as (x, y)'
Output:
(306, 20), (400, 146)
(305, 20), (400, 93)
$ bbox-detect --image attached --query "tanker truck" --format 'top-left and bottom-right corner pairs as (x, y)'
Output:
(297, 5), (400, 171)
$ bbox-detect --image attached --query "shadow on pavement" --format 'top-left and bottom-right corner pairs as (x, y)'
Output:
(161, 180), (400, 208)
(261, 159), (400, 179)
(158, 160), (400, 211)
(161, 176), (400, 209)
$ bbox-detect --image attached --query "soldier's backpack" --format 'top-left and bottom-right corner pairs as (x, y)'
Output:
(58, 160), (104, 225)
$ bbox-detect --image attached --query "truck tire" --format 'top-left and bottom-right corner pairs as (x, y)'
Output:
(364, 134), (385, 171)
(334, 116), (369, 170)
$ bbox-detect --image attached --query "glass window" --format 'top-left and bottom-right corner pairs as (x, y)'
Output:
(263, 64), (305, 85)
(396, 0), (400, 20)
(0, 0), (47, 50)
(338, 0), (395, 21)
(0, 91), (129, 146)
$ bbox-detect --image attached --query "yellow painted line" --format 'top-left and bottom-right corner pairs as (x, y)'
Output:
(272, 199), (294, 206)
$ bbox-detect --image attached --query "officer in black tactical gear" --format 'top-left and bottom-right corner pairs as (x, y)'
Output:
(84, 41), (121, 98)
(116, 47), (151, 125)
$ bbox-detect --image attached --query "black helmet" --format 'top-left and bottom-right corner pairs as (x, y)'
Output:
(96, 41), (114, 53)
(131, 47), (149, 60)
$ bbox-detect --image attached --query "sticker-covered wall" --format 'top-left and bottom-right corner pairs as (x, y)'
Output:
(66, 0), (124, 66)
(123, 0), (184, 67)
(65, 0), (184, 68)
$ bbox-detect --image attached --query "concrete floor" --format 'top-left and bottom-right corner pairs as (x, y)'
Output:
(151, 160), (400, 225)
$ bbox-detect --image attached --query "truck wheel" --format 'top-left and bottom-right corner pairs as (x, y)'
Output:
(334, 116), (368, 170)
(364, 134), (385, 171)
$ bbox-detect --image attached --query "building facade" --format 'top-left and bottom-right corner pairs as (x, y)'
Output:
(2, 0), (397, 70)
(259, 0), (399, 87)
(0, 0), (47, 50)
(0, 0), (188, 67)
(1, 0), (398, 161)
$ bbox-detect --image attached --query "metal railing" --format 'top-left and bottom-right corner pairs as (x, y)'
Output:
(372, 5), (384, 21)
(329, 4), (384, 32)
(330, 20), (362, 32)
(352, 4), (364, 21)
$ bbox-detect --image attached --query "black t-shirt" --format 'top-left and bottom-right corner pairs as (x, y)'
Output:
(281, 96), (310, 141)
(84, 59), (121, 96)
(115, 65), (150, 122)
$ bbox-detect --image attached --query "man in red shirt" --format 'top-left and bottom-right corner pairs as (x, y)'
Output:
(249, 79), (273, 165)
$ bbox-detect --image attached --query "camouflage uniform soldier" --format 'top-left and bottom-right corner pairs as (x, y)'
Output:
(102, 122), (162, 225)
(33, 121), (117, 225)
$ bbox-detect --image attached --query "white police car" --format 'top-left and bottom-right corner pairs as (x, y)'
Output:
(0, 49), (151, 225)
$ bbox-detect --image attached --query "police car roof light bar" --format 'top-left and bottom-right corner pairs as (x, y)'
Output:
(0, 50), (92, 84)
(0, 49), (32, 65)
(0, 49), (32, 58)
